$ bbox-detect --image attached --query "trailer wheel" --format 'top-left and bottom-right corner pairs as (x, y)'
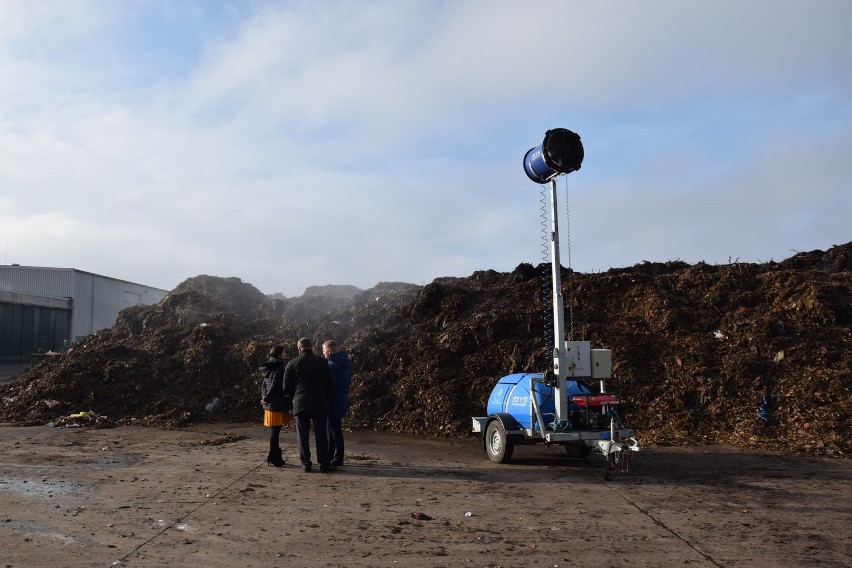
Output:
(485, 421), (514, 464)
(564, 444), (592, 459)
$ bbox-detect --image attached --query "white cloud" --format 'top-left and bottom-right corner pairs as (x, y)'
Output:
(0, 0), (850, 295)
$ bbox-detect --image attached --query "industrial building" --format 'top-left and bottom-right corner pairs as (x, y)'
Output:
(0, 265), (168, 363)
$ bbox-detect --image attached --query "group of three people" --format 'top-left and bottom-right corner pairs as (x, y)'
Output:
(260, 337), (351, 473)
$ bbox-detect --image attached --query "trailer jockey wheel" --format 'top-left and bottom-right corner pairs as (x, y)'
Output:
(485, 421), (514, 464)
(604, 460), (615, 481)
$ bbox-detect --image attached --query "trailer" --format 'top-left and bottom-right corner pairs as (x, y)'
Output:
(471, 129), (639, 480)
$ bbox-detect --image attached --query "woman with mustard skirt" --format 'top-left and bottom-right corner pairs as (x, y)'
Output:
(260, 345), (292, 467)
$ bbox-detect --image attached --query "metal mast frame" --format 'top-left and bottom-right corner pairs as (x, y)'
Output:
(548, 178), (569, 421)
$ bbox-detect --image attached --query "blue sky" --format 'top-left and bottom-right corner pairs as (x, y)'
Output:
(1, 1), (850, 296)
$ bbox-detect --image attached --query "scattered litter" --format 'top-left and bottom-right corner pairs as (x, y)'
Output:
(411, 512), (431, 521)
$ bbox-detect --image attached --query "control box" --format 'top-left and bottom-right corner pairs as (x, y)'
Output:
(565, 341), (591, 377)
(590, 349), (612, 379)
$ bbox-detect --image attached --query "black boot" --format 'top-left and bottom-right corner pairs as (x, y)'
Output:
(266, 447), (285, 467)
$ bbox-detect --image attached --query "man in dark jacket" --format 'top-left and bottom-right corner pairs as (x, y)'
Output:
(283, 337), (335, 473)
(323, 339), (351, 467)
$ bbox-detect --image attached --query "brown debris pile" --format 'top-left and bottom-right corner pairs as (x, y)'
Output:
(1, 244), (849, 457)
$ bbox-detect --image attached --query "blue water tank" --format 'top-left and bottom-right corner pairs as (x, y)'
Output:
(486, 373), (591, 430)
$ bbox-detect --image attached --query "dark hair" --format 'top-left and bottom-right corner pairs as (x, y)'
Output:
(269, 345), (285, 358)
(297, 337), (312, 350)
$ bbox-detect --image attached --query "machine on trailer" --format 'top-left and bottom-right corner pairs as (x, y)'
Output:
(471, 128), (639, 480)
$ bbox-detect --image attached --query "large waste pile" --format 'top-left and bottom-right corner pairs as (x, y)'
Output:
(1, 244), (849, 457)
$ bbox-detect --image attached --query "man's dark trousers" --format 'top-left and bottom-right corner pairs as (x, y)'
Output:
(328, 416), (344, 465)
(295, 411), (329, 469)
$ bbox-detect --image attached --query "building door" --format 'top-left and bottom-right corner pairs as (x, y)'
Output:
(0, 303), (71, 362)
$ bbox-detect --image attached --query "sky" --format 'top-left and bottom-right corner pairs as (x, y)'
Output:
(1, 1), (850, 297)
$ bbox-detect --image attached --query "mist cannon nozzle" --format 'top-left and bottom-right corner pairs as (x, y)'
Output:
(523, 128), (584, 184)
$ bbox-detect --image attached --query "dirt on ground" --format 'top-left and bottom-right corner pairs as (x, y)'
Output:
(0, 423), (849, 568)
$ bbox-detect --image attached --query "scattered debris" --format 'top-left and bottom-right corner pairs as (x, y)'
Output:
(196, 434), (248, 446)
(48, 411), (116, 429)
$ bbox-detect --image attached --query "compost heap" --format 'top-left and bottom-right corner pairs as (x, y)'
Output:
(1, 244), (849, 457)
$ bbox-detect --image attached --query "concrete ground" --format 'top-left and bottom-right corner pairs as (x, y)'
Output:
(0, 424), (849, 568)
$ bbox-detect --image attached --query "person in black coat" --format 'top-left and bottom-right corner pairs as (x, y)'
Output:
(260, 345), (292, 467)
(283, 337), (335, 473)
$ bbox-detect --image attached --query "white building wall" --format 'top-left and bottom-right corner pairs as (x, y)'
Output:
(71, 271), (168, 341)
(0, 265), (169, 344)
(0, 266), (75, 297)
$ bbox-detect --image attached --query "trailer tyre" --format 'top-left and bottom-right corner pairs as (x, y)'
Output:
(485, 421), (514, 464)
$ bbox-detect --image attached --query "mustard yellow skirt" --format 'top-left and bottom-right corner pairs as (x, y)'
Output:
(264, 410), (292, 428)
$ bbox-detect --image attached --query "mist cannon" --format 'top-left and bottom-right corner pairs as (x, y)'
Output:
(523, 128), (584, 184)
(472, 127), (639, 481)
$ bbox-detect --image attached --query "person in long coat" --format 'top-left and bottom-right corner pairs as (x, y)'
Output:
(283, 337), (335, 473)
(260, 345), (292, 467)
